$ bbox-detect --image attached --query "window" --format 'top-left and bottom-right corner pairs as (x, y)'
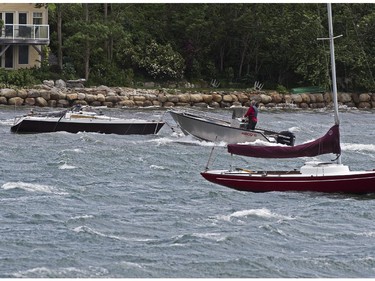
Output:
(5, 46), (13, 68)
(19, 13), (27, 24)
(5, 12), (14, 37)
(33, 12), (42, 25)
(19, 45), (29, 65)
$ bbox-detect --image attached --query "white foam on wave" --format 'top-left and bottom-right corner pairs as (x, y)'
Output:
(70, 214), (94, 220)
(150, 164), (166, 170)
(0, 118), (14, 126)
(62, 148), (83, 153)
(218, 208), (294, 222)
(73, 225), (126, 241)
(192, 232), (227, 241)
(288, 126), (301, 133)
(1, 181), (68, 195)
(342, 143), (375, 153)
(357, 231), (375, 238)
(59, 163), (77, 170)
(120, 261), (144, 269)
(139, 135), (227, 147)
(73, 225), (155, 242)
(12, 266), (107, 278)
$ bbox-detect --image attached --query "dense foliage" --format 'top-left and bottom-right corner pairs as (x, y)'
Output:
(9, 3), (375, 92)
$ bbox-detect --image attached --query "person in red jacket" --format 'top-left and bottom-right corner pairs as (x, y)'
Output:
(244, 100), (259, 130)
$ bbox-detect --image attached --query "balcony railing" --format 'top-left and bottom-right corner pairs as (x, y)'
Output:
(0, 24), (49, 45)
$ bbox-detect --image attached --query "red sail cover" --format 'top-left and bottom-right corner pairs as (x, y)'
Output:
(228, 125), (341, 158)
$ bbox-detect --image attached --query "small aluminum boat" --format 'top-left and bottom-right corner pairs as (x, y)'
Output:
(169, 108), (295, 146)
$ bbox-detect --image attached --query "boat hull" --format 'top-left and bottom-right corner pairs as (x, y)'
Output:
(169, 110), (276, 143)
(11, 118), (165, 135)
(201, 170), (375, 194)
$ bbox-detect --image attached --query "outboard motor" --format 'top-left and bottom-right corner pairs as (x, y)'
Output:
(277, 131), (296, 146)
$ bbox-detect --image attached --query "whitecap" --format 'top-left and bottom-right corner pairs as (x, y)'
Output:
(62, 148), (83, 153)
(0, 119), (14, 126)
(120, 261), (144, 269)
(218, 208), (294, 222)
(357, 231), (375, 238)
(59, 163), (76, 170)
(73, 225), (127, 241)
(70, 214), (94, 220)
(12, 266), (107, 278)
(150, 164), (165, 170)
(139, 135), (226, 147)
(289, 126), (301, 133)
(342, 143), (375, 153)
(192, 232), (227, 241)
(1, 181), (68, 195)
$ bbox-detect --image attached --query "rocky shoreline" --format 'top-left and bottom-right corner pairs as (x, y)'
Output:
(1, 79), (374, 109)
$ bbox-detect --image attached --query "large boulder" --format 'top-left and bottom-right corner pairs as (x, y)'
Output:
(212, 93), (222, 103)
(35, 97), (48, 107)
(25, 98), (36, 106)
(0, 88), (17, 98)
(291, 94), (303, 103)
(55, 79), (66, 88)
(17, 89), (28, 99)
(202, 94), (213, 103)
(8, 97), (24, 106)
(222, 94), (233, 102)
(260, 94), (272, 104)
(166, 94), (179, 103)
(190, 94), (204, 103)
(359, 93), (371, 102)
(339, 93), (352, 103)
(119, 100), (135, 107)
(178, 94), (190, 103)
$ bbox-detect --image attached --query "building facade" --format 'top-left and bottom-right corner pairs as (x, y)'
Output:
(0, 3), (49, 70)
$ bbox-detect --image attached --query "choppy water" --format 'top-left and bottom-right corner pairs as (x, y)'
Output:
(0, 105), (374, 278)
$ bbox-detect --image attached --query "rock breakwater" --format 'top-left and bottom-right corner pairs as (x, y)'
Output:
(1, 80), (374, 109)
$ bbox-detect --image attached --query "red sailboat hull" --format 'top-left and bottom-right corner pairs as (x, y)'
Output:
(201, 170), (375, 194)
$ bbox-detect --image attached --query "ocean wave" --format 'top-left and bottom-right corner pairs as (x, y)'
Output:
(218, 208), (295, 222)
(138, 135), (227, 147)
(1, 181), (68, 195)
(59, 163), (77, 170)
(62, 148), (84, 153)
(73, 225), (127, 241)
(69, 214), (94, 220)
(12, 266), (108, 278)
(0, 119), (14, 126)
(191, 232), (227, 241)
(342, 143), (375, 153)
(73, 225), (156, 243)
(150, 164), (166, 170)
(289, 126), (301, 133)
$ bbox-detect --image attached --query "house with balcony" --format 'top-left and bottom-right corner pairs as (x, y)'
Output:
(0, 3), (49, 70)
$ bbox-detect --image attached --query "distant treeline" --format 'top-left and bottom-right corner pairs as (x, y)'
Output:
(37, 3), (375, 91)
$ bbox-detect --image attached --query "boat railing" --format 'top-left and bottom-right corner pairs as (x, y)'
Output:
(173, 108), (232, 125)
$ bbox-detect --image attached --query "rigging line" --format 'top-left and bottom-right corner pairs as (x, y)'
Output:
(205, 136), (218, 171)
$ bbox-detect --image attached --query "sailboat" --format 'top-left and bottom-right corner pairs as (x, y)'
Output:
(201, 4), (375, 194)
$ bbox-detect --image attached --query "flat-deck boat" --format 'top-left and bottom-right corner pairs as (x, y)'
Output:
(11, 106), (165, 135)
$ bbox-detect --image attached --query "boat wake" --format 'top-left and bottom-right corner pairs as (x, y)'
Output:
(139, 134), (228, 147)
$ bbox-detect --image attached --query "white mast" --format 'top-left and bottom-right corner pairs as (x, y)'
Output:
(327, 3), (340, 126)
